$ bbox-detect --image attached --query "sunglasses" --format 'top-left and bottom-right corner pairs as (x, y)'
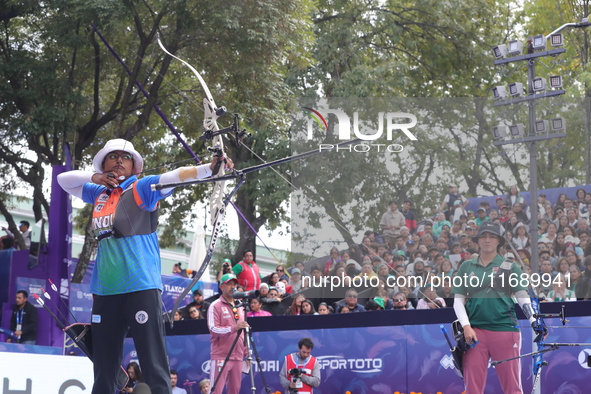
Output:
(276, 269), (284, 272)
(394, 298), (405, 302)
(189, 309), (198, 313)
(106, 153), (133, 161)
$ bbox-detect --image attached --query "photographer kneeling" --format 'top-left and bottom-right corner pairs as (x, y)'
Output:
(279, 338), (320, 394)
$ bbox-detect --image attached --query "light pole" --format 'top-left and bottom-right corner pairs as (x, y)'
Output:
(492, 46), (566, 275)
(491, 19), (591, 394)
(545, 20), (591, 184)
(492, 19), (591, 273)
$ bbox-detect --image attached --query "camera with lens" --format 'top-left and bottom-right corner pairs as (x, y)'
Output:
(288, 368), (304, 392)
(232, 289), (260, 300)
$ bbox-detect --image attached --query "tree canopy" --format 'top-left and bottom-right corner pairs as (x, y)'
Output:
(1, 0), (590, 265)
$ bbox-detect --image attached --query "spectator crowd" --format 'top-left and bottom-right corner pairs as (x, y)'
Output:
(200, 185), (591, 316)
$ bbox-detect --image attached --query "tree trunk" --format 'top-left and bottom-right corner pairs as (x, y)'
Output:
(0, 198), (26, 250)
(71, 215), (95, 284)
(232, 188), (264, 263)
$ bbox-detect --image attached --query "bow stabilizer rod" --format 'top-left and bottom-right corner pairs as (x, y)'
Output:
(151, 138), (362, 191)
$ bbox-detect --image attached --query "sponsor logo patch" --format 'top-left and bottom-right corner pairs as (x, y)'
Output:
(97, 194), (109, 202)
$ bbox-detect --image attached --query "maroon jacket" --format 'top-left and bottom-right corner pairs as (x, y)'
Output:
(207, 296), (247, 360)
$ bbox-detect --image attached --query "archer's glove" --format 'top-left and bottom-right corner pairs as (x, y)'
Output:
(531, 321), (548, 342)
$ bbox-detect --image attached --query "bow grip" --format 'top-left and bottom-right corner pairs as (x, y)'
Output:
(211, 156), (226, 176)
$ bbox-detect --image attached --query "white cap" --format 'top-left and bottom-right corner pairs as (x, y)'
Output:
(93, 139), (143, 174)
(564, 235), (580, 245)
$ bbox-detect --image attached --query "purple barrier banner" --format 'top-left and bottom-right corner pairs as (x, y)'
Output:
(121, 315), (591, 394)
(466, 184), (591, 212)
(0, 342), (63, 355)
(161, 275), (218, 313)
(65, 275), (218, 323)
(15, 277), (45, 309)
(69, 282), (93, 324)
(0, 249), (12, 306)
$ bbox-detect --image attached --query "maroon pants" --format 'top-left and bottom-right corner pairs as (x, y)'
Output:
(209, 359), (243, 394)
(463, 328), (522, 394)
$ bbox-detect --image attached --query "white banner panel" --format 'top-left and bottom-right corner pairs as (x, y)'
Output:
(0, 352), (93, 393)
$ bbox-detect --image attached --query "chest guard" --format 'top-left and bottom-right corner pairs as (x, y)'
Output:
(92, 182), (159, 241)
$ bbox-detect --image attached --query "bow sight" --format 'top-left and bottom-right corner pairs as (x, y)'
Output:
(200, 113), (252, 145)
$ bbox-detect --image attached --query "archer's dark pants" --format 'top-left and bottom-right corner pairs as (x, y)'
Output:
(92, 289), (172, 394)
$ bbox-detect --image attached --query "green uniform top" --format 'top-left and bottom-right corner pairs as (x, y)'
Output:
(475, 216), (490, 227)
(452, 254), (526, 332)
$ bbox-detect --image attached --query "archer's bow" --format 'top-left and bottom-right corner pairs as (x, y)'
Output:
(530, 290), (547, 390)
(157, 35), (232, 326)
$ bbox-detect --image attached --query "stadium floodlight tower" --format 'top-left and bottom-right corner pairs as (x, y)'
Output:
(491, 17), (591, 394)
(491, 22), (588, 394)
(490, 32), (569, 278)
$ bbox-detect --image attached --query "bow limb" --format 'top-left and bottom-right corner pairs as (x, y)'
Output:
(156, 35), (227, 227)
(156, 35), (217, 108)
(168, 176), (245, 326)
(157, 34), (230, 325)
